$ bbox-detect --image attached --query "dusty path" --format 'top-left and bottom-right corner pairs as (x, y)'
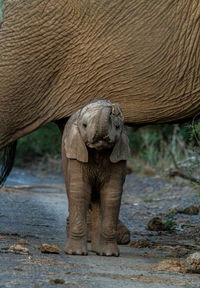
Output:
(0, 168), (200, 287)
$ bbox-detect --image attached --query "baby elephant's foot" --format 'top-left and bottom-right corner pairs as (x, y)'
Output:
(65, 238), (88, 255)
(91, 241), (99, 253)
(97, 242), (120, 257)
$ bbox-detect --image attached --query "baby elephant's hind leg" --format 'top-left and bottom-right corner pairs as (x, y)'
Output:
(90, 201), (101, 252)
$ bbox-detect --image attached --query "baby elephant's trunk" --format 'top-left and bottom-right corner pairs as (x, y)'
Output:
(97, 106), (111, 139)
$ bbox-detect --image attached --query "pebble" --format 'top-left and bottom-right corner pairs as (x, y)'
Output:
(9, 244), (29, 254)
(182, 205), (199, 215)
(184, 252), (200, 273)
(49, 279), (65, 285)
(130, 239), (150, 248)
(40, 243), (61, 254)
(18, 239), (29, 245)
(147, 217), (166, 231)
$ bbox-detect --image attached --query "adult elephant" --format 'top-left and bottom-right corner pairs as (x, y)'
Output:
(0, 0), (200, 180)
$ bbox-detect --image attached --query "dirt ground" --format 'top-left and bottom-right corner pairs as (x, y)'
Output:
(1, 167), (200, 287)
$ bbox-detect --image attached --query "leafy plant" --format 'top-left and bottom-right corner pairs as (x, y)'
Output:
(164, 214), (177, 232)
(15, 123), (61, 164)
(127, 122), (199, 174)
(0, 0), (4, 20)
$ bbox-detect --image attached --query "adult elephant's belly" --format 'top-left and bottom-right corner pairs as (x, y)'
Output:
(54, 0), (200, 125)
(0, 0), (200, 150)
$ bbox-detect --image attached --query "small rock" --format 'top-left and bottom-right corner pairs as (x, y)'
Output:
(170, 205), (200, 215)
(130, 239), (150, 248)
(168, 247), (189, 258)
(49, 279), (65, 285)
(9, 244), (29, 254)
(18, 239), (29, 245)
(40, 243), (61, 254)
(182, 205), (199, 215)
(184, 252), (200, 273)
(14, 267), (24, 271)
(147, 217), (166, 231)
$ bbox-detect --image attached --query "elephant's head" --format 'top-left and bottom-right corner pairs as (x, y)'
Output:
(64, 99), (130, 163)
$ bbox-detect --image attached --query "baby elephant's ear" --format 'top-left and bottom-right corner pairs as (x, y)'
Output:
(110, 127), (130, 163)
(63, 113), (88, 163)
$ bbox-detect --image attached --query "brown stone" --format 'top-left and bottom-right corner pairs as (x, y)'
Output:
(182, 205), (199, 215)
(184, 252), (200, 273)
(9, 244), (29, 254)
(147, 217), (166, 231)
(49, 279), (65, 285)
(18, 239), (29, 245)
(130, 239), (150, 248)
(40, 243), (61, 254)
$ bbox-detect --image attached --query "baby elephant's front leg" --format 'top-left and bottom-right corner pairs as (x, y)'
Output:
(65, 204), (88, 255)
(97, 184), (123, 256)
(65, 168), (91, 255)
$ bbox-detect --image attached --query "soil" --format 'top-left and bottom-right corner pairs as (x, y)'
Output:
(1, 164), (200, 287)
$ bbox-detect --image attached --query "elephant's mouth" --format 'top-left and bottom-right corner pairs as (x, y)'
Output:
(87, 138), (114, 150)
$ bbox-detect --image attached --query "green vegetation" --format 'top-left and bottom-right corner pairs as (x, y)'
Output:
(0, 0), (4, 20)
(164, 214), (177, 232)
(14, 121), (199, 173)
(15, 123), (61, 164)
(128, 124), (188, 171)
(128, 124), (191, 166)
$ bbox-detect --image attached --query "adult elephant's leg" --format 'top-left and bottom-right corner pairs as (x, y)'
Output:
(64, 160), (91, 255)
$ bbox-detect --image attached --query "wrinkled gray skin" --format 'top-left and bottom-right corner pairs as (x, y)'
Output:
(0, 0), (200, 151)
(62, 99), (130, 256)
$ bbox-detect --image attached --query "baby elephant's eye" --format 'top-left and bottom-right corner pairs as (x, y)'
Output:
(83, 123), (87, 128)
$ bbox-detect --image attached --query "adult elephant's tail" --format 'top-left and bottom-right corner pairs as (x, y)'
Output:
(0, 141), (17, 186)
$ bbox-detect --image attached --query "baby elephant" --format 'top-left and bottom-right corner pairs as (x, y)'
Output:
(62, 99), (130, 256)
